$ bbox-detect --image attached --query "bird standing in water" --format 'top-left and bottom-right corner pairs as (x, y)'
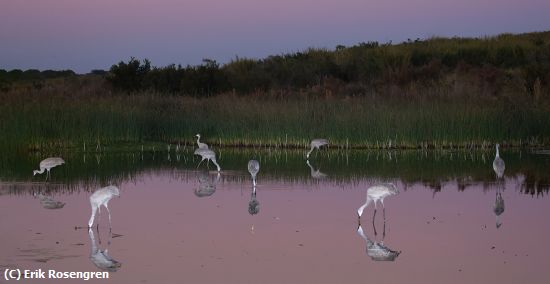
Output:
(88, 186), (120, 229)
(493, 144), (505, 179)
(194, 148), (221, 172)
(357, 183), (399, 223)
(306, 139), (329, 159)
(33, 157), (65, 181)
(248, 160), (260, 187)
(195, 134), (209, 149)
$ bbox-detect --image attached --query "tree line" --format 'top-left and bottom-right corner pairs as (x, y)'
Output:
(2, 31), (549, 96)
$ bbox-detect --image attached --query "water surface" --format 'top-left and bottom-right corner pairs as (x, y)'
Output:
(1, 149), (549, 283)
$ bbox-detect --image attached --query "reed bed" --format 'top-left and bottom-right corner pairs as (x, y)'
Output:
(1, 87), (549, 151)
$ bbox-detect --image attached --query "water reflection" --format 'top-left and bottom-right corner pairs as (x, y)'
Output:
(88, 228), (122, 272)
(35, 193), (65, 209)
(306, 160), (327, 179)
(247, 160), (260, 215)
(195, 171), (220, 198)
(1, 149), (549, 197)
(494, 187), (505, 228)
(248, 186), (260, 215)
(357, 223), (401, 262)
(88, 186), (121, 228)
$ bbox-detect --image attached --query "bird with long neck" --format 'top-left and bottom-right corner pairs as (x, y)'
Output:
(195, 134), (209, 149)
(88, 186), (120, 229)
(194, 148), (221, 172)
(357, 183), (399, 223)
(33, 157), (65, 181)
(248, 160), (260, 187)
(493, 144), (505, 179)
(306, 139), (328, 159)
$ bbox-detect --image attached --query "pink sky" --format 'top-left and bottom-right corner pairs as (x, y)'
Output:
(1, 0), (549, 73)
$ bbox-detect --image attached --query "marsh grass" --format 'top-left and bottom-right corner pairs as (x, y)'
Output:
(1, 86), (549, 151)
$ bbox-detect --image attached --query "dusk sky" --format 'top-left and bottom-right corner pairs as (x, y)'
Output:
(1, 0), (549, 73)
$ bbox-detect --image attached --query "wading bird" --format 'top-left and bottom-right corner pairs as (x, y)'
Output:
(248, 160), (260, 187)
(88, 228), (121, 271)
(194, 148), (221, 172)
(493, 144), (505, 179)
(306, 139), (329, 159)
(357, 183), (399, 222)
(33, 157), (65, 180)
(195, 134), (209, 149)
(88, 186), (120, 228)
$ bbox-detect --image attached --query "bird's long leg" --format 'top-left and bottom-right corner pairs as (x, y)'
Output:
(96, 225), (102, 245)
(88, 205), (97, 228)
(383, 217), (386, 238)
(105, 203), (112, 231)
(372, 208), (378, 236)
(206, 159), (210, 169)
(196, 158), (205, 168)
(372, 210), (378, 236)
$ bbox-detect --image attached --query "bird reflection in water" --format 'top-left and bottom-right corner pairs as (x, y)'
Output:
(248, 186), (260, 215)
(195, 171), (221, 198)
(88, 228), (122, 272)
(248, 160), (260, 215)
(493, 144), (506, 229)
(357, 223), (401, 262)
(35, 193), (65, 209)
(306, 160), (327, 179)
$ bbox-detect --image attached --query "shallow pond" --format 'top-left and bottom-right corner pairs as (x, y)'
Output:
(1, 148), (549, 283)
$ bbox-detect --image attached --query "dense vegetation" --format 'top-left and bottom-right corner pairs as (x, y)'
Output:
(1, 31), (550, 150)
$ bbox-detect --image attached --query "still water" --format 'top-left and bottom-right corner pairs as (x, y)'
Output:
(0, 149), (549, 283)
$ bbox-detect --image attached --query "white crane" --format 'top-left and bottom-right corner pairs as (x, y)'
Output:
(195, 134), (209, 149)
(88, 186), (120, 228)
(306, 139), (329, 159)
(33, 157), (65, 180)
(248, 160), (260, 187)
(194, 148), (221, 172)
(357, 183), (399, 221)
(493, 144), (505, 179)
